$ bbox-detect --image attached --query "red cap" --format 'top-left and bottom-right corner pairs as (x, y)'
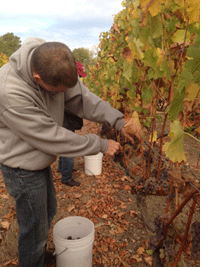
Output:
(76, 62), (87, 77)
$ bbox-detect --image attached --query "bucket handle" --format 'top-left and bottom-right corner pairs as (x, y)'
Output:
(53, 247), (68, 257)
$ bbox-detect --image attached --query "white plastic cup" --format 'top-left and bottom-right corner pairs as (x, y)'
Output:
(84, 152), (103, 175)
(53, 216), (95, 267)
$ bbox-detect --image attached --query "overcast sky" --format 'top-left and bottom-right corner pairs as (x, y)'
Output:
(1, 0), (124, 50)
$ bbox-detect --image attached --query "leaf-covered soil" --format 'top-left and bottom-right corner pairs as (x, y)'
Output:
(0, 120), (200, 267)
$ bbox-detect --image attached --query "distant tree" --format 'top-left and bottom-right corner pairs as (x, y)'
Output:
(72, 47), (97, 74)
(0, 33), (21, 57)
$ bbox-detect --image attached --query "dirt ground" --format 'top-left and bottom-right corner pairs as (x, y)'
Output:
(0, 120), (200, 267)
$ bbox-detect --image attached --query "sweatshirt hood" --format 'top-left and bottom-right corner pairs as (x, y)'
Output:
(9, 37), (46, 88)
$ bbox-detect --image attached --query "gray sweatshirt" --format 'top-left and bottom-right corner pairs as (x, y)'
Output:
(0, 37), (125, 171)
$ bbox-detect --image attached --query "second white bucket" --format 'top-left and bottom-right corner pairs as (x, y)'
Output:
(53, 216), (95, 267)
(84, 152), (103, 175)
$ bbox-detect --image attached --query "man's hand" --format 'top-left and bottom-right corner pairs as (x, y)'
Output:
(105, 140), (120, 156)
(121, 117), (143, 144)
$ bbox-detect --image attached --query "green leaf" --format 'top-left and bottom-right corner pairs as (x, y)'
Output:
(151, 15), (162, 39)
(133, 0), (140, 10)
(142, 86), (153, 103)
(185, 44), (200, 84)
(142, 48), (158, 68)
(144, 118), (152, 127)
(169, 89), (185, 121)
(165, 17), (179, 33)
(177, 69), (193, 92)
(146, 250), (153, 256)
(123, 62), (133, 82)
(163, 120), (186, 163)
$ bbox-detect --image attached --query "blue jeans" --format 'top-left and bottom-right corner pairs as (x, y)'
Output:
(58, 157), (74, 183)
(0, 164), (57, 267)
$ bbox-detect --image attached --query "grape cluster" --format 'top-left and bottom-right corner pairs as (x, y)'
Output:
(190, 221), (200, 260)
(169, 187), (175, 200)
(100, 123), (116, 140)
(143, 177), (158, 193)
(158, 170), (170, 194)
(143, 171), (170, 194)
(154, 215), (165, 242)
(163, 240), (179, 263)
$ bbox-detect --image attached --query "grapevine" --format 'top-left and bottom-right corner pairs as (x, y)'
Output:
(85, 0), (200, 266)
(0, 52), (9, 68)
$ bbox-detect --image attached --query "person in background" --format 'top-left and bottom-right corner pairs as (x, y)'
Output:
(0, 37), (142, 267)
(58, 62), (86, 187)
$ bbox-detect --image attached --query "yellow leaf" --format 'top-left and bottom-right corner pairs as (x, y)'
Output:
(171, 30), (191, 43)
(186, 81), (200, 102)
(132, 111), (141, 125)
(149, 131), (157, 143)
(140, 0), (151, 6)
(163, 120), (186, 163)
(148, 1), (162, 17)
(187, 2), (200, 24)
(174, 0), (185, 8)
(115, 71), (121, 84)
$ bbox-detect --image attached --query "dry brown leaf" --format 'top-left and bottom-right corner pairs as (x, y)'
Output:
(130, 210), (138, 216)
(91, 205), (98, 212)
(74, 193), (82, 199)
(67, 204), (75, 213)
(119, 250), (128, 257)
(1, 221), (10, 230)
(137, 247), (145, 255)
(144, 255), (152, 266)
(113, 23), (120, 34)
(124, 185), (131, 191)
(4, 257), (18, 267)
(2, 194), (9, 199)
(116, 226), (124, 234)
(131, 255), (142, 262)
(122, 47), (132, 60)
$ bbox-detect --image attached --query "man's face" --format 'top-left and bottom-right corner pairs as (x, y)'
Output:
(39, 80), (68, 93)
(33, 73), (68, 93)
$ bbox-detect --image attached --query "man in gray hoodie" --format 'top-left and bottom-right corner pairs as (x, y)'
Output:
(0, 37), (142, 267)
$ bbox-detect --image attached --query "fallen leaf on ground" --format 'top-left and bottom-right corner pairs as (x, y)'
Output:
(144, 255), (153, 266)
(131, 254), (142, 262)
(4, 257), (18, 266)
(73, 193), (82, 198)
(137, 246), (145, 254)
(1, 221), (10, 230)
(67, 204), (75, 213)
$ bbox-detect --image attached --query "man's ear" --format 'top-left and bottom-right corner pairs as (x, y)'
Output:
(33, 73), (41, 83)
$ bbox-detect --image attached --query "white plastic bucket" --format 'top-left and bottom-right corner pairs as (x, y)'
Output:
(84, 152), (103, 175)
(53, 216), (95, 267)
